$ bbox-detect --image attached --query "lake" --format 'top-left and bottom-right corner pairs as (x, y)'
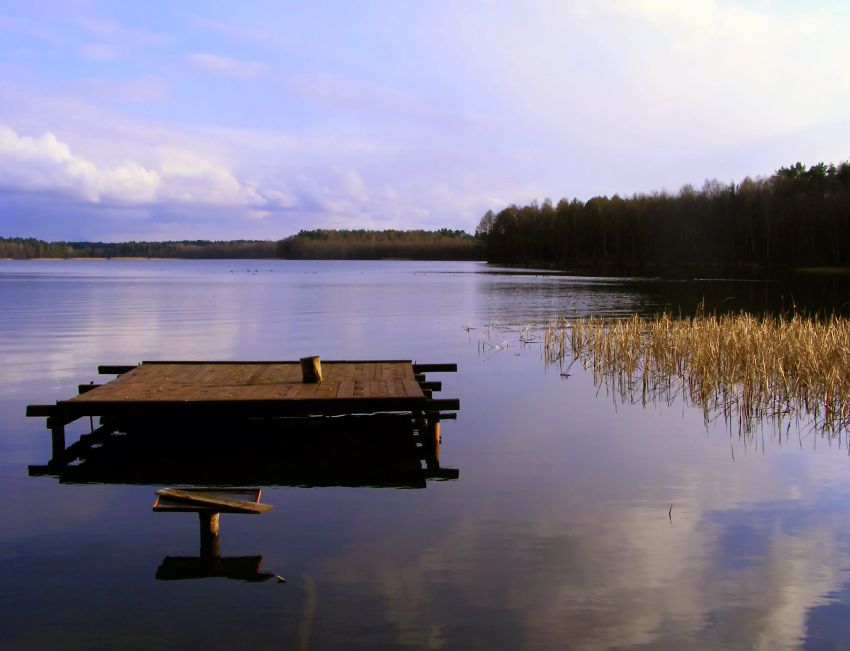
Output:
(2, 259), (850, 650)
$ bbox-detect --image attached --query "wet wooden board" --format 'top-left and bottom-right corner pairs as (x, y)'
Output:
(153, 487), (269, 513)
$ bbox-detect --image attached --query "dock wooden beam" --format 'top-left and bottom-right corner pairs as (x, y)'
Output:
(98, 365), (137, 375)
(26, 404), (57, 418)
(54, 422), (119, 466)
(425, 398), (460, 412)
(413, 363), (457, 373)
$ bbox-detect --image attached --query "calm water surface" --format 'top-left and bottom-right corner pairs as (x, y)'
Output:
(2, 260), (850, 650)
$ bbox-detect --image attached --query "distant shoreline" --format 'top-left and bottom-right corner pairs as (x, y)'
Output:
(0, 229), (482, 262)
(11, 256), (482, 262)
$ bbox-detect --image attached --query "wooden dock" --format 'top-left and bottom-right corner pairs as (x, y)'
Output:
(27, 359), (459, 476)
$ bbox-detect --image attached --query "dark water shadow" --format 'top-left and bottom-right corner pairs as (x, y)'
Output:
(30, 414), (458, 489)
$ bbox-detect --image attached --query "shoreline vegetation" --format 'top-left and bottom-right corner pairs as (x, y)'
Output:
(534, 312), (850, 437)
(275, 228), (482, 260)
(476, 160), (850, 276)
(0, 229), (482, 261)
(0, 238), (279, 260)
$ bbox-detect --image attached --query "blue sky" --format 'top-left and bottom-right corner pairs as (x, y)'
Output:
(1, 0), (849, 241)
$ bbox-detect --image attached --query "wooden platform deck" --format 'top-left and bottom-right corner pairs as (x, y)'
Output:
(70, 361), (426, 412)
(27, 359), (459, 470)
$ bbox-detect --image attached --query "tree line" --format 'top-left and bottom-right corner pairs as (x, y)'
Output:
(0, 230), (483, 260)
(0, 237), (71, 259)
(476, 160), (850, 274)
(0, 238), (278, 259)
(276, 229), (483, 260)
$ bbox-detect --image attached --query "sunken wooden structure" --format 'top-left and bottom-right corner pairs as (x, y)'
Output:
(27, 360), (459, 488)
(153, 487), (276, 582)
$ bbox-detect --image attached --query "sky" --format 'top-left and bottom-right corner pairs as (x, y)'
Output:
(0, 0), (849, 242)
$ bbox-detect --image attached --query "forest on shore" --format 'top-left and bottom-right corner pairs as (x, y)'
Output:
(276, 229), (481, 260)
(0, 230), (482, 261)
(0, 238), (278, 259)
(475, 160), (850, 274)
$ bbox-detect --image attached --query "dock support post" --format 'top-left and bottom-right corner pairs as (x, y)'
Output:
(418, 412), (442, 471)
(50, 421), (66, 466)
(412, 409), (426, 439)
(199, 512), (221, 560)
(427, 415), (441, 465)
(428, 416), (441, 445)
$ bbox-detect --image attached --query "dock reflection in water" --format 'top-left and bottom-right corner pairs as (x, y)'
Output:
(30, 412), (458, 488)
(29, 412), (459, 587)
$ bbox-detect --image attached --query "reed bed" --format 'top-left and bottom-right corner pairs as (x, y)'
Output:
(540, 312), (850, 436)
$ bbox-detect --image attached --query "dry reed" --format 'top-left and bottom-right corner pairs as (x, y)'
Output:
(540, 312), (850, 436)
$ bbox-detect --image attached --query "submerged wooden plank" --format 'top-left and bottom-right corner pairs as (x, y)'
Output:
(154, 488), (272, 513)
(154, 487), (261, 511)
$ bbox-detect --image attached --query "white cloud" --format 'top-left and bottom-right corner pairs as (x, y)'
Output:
(0, 126), (290, 210)
(603, 0), (850, 130)
(187, 53), (267, 79)
(259, 187), (298, 209)
(0, 126), (160, 203)
(441, 0), (850, 154)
